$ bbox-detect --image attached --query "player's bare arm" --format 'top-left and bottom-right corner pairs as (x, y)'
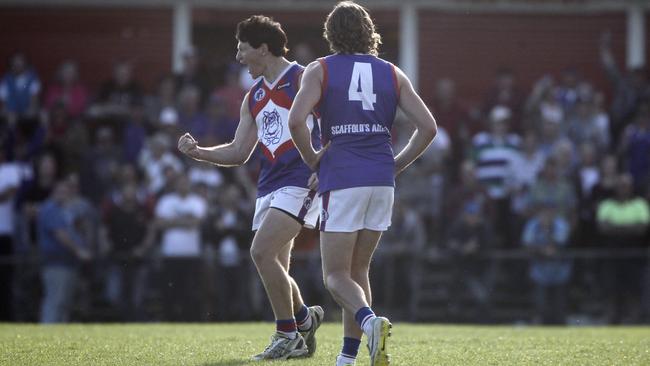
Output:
(288, 61), (329, 171)
(178, 93), (258, 167)
(393, 65), (438, 176)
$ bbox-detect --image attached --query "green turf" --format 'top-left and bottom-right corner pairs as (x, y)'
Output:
(1, 323), (649, 365)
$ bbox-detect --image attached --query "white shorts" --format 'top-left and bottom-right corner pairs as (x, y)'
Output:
(320, 186), (394, 232)
(252, 186), (319, 231)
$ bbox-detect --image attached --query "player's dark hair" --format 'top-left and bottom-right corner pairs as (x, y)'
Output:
(236, 15), (288, 57)
(324, 1), (381, 56)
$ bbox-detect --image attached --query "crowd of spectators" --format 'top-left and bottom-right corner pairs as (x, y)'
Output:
(0, 34), (649, 325)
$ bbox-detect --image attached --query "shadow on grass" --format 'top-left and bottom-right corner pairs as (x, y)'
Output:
(200, 360), (250, 366)
(201, 357), (309, 366)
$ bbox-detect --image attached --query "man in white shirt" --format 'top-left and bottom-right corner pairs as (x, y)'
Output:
(155, 174), (207, 320)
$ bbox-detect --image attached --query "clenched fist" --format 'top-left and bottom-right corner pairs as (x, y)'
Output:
(178, 133), (200, 158)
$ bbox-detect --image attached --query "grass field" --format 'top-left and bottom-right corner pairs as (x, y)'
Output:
(1, 323), (649, 365)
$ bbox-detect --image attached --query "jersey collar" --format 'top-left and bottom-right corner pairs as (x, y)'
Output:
(262, 61), (297, 90)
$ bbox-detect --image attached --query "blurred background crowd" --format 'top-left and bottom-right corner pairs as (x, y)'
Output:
(1, 1), (649, 326)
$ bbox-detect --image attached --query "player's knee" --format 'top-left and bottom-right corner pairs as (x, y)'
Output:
(249, 244), (267, 265)
(324, 274), (335, 293)
(324, 272), (346, 294)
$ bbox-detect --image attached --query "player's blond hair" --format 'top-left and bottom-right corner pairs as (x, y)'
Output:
(323, 1), (382, 56)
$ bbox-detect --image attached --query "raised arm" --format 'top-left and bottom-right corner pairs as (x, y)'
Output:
(288, 61), (328, 171)
(393, 66), (437, 176)
(178, 93), (258, 167)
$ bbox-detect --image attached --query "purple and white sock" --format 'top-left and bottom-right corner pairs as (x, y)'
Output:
(354, 307), (376, 336)
(295, 304), (312, 331)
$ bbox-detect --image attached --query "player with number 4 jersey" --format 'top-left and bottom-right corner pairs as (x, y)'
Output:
(288, 2), (437, 366)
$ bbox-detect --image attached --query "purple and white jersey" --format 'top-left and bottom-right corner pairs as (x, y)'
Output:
(315, 54), (399, 193)
(248, 62), (320, 197)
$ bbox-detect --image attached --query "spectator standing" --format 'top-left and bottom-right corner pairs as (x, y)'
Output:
(522, 203), (572, 324)
(589, 155), (619, 216)
(207, 184), (251, 320)
(66, 173), (98, 256)
(43, 61), (88, 119)
(597, 173), (650, 322)
(80, 127), (122, 204)
(537, 114), (569, 160)
(38, 181), (91, 323)
(375, 200), (426, 318)
(599, 31), (649, 141)
(178, 85), (210, 140)
(17, 153), (59, 249)
(597, 176), (649, 246)
(445, 200), (494, 321)
(101, 183), (156, 321)
(122, 100), (150, 164)
(146, 75), (178, 129)
(154, 175), (207, 321)
(188, 158), (224, 190)
(102, 163), (152, 214)
(554, 68), (581, 117)
(472, 106), (522, 200)
(138, 133), (184, 196)
(573, 142), (602, 246)
(471, 105), (522, 246)
(524, 75), (563, 134)
(618, 101), (650, 195)
(446, 160), (495, 236)
(565, 96), (610, 151)
(482, 67), (525, 132)
(92, 61), (143, 118)
(45, 103), (72, 145)
(512, 131), (546, 190)
(528, 157), (577, 224)
(0, 53), (41, 121)
(428, 78), (470, 164)
(0, 150), (21, 320)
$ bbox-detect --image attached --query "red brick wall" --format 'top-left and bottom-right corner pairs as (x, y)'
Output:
(418, 11), (633, 106)
(193, 8), (400, 61)
(0, 7), (173, 94)
(0, 6), (645, 107)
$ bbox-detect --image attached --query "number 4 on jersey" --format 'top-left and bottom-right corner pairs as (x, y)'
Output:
(348, 62), (376, 111)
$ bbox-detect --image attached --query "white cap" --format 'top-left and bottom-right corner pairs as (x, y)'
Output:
(159, 107), (178, 125)
(489, 105), (512, 123)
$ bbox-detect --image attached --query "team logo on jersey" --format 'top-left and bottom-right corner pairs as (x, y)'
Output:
(253, 88), (266, 102)
(262, 109), (283, 145)
(303, 196), (312, 210)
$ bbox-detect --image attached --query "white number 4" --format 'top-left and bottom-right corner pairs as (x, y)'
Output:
(348, 62), (376, 111)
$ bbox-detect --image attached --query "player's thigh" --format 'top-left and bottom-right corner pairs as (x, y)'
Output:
(251, 208), (302, 258)
(320, 231), (357, 279)
(352, 229), (383, 272)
